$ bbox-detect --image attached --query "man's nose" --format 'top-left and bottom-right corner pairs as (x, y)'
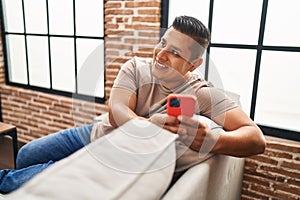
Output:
(156, 48), (169, 61)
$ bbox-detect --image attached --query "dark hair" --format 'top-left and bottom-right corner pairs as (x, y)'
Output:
(172, 16), (210, 58)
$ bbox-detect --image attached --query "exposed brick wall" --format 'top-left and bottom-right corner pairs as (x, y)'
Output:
(104, 0), (161, 97)
(0, 85), (108, 143)
(242, 136), (300, 200)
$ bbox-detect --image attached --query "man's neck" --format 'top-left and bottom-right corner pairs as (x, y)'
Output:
(159, 72), (192, 91)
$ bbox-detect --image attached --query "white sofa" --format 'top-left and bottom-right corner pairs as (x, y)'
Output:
(4, 153), (244, 200)
(163, 154), (244, 200)
(3, 118), (244, 200)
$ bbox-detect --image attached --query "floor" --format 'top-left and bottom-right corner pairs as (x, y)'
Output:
(0, 136), (24, 170)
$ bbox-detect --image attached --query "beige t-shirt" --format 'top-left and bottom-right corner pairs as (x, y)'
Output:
(91, 56), (238, 172)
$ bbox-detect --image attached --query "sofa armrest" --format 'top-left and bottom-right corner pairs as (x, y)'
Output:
(163, 155), (245, 200)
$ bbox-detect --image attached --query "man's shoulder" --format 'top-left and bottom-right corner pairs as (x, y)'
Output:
(129, 56), (153, 77)
(120, 56), (152, 74)
(131, 56), (152, 66)
(189, 73), (213, 89)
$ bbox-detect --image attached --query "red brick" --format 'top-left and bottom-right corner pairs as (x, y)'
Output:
(104, 2), (122, 8)
(287, 179), (300, 190)
(28, 102), (49, 111)
(126, 24), (160, 31)
(53, 118), (74, 127)
(104, 23), (119, 29)
(264, 149), (293, 159)
(251, 184), (275, 197)
(43, 110), (61, 118)
(243, 174), (270, 187)
(125, 1), (160, 8)
(105, 9), (133, 15)
(281, 160), (300, 171)
(273, 183), (300, 196)
(267, 142), (300, 153)
(241, 189), (269, 200)
(18, 90), (39, 98)
(123, 38), (158, 46)
(124, 52), (153, 58)
(2, 116), (19, 125)
(104, 16), (114, 23)
(248, 154), (279, 166)
(138, 47), (155, 53)
(105, 43), (133, 50)
(138, 31), (160, 37)
(260, 165), (300, 179)
(241, 195), (257, 200)
(138, 8), (160, 15)
(132, 16), (160, 23)
(32, 113), (53, 123)
(273, 189), (299, 200)
(243, 167), (286, 183)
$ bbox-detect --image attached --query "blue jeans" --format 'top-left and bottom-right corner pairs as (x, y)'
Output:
(0, 124), (92, 194)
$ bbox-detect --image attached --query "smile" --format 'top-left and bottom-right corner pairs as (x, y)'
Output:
(155, 60), (169, 70)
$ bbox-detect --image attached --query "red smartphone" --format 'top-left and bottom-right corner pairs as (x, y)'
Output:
(167, 94), (196, 117)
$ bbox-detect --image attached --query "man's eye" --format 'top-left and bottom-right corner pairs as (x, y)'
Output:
(170, 50), (180, 57)
(160, 40), (166, 47)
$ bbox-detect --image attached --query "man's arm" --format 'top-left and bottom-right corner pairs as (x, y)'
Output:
(108, 87), (180, 130)
(108, 87), (139, 128)
(211, 107), (266, 156)
(177, 107), (266, 157)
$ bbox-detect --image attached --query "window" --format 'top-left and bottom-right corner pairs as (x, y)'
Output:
(0, 0), (105, 102)
(162, 0), (300, 141)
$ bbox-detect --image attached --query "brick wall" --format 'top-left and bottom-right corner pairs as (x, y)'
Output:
(242, 136), (300, 199)
(104, 0), (161, 97)
(0, 85), (108, 142)
(0, 0), (300, 199)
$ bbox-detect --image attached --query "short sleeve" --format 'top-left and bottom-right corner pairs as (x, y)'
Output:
(113, 57), (138, 94)
(196, 87), (238, 118)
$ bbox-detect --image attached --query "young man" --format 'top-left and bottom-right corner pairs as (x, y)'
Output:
(0, 16), (266, 194)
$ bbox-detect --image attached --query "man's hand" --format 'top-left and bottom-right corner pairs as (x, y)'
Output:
(148, 113), (180, 133)
(177, 115), (216, 152)
(149, 114), (217, 152)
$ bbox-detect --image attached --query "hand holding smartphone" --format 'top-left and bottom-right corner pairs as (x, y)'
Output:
(167, 94), (196, 117)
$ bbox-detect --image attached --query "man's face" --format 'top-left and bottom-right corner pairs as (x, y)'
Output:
(152, 27), (200, 84)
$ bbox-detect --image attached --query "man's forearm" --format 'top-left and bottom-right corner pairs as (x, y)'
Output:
(211, 126), (266, 157)
(109, 104), (138, 128)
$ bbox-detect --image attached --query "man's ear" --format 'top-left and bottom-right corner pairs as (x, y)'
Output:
(189, 58), (203, 72)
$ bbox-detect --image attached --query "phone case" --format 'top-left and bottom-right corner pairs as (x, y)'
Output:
(167, 94), (196, 117)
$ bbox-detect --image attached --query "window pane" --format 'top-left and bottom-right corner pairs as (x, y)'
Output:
(208, 48), (257, 114)
(27, 36), (50, 88)
(168, 0), (210, 27)
(211, 0), (262, 45)
(75, 0), (104, 37)
(264, 0), (300, 47)
(6, 35), (27, 84)
(76, 39), (104, 98)
(24, 0), (47, 34)
(50, 37), (75, 92)
(48, 0), (74, 35)
(2, 0), (24, 32)
(255, 51), (300, 132)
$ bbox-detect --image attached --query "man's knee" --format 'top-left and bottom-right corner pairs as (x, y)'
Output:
(16, 142), (37, 169)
